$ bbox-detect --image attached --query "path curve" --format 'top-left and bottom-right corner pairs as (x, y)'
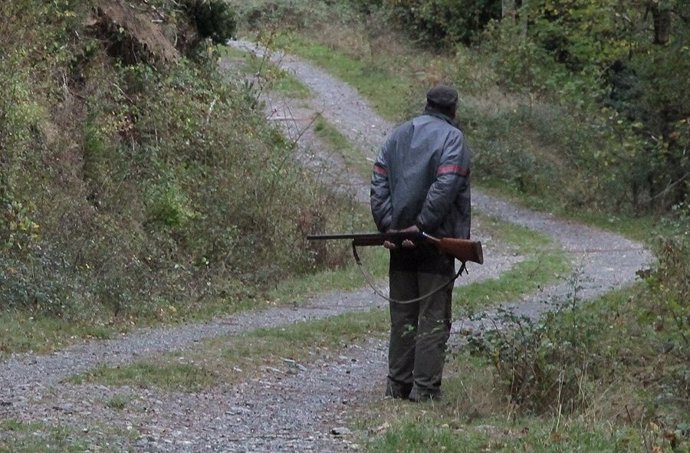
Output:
(0, 41), (653, 452)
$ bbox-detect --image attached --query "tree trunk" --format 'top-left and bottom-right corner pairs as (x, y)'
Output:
(502, 0), (516, 21)
(650, 3), (672, 45)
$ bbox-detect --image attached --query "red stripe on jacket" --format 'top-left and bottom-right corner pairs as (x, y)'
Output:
(437, 164), (469, 177)
(373, 163), (388, 176)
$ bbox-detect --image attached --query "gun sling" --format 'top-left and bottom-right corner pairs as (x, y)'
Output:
(351, 241), (467, 304)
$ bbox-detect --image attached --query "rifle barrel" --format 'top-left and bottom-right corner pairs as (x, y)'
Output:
(307, 232), (420, 241)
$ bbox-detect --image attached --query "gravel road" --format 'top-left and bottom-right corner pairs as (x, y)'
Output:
(0, 40), (653, 452)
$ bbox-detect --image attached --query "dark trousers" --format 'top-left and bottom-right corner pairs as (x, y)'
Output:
(386, 246), (455, 398)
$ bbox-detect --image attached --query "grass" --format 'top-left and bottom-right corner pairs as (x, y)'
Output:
(0, 311), (113, 355)
(456, 250), (570, 314)
(0, 295), (261, 357)
(313, 116), (374, 179)
(355, 286), (687, 452)
(267, 245), (388, 304)
(272, 32), (415, 121)
(0, 422), (85, 453)
(70, 362), (221, 392)
(455, 213), (571, 312)
(363, 415), (651, 452)
(219, 45), (311, 99)
(0, 420), (118, 453)
(106, 394), (132, 411)
(476, 183), (662, 244)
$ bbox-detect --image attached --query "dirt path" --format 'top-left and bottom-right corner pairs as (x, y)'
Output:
(0, 41), (653, 452)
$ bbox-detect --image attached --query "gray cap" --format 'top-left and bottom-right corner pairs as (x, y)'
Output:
(426, 85), (458, 109)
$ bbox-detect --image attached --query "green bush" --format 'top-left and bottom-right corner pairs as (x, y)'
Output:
(384, 0), (501, 45)
(0, 55), (45, 254)
(469, 295), (615, 415)
(234, 0), (351, 32)
(146, 179), (198, 227)
(645, 205), (690, 401)
(184, 0), (237, 44)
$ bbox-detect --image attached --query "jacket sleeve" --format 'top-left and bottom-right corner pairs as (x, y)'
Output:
(416, 131), (470, 233)
(370, 140), (393, 233)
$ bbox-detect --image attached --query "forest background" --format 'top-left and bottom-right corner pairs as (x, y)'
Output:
(0, 0), (688, 450)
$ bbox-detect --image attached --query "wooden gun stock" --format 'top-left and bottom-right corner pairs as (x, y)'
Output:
(307, 232), (483, 265)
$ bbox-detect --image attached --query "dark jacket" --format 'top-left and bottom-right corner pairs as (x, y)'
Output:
(370, 112), (471, 239)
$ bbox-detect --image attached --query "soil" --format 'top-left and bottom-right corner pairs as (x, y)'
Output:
(0, 40), (653, 452)
(93, 0), (180, 65)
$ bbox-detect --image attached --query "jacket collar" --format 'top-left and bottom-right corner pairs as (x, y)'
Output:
(424, 111), (459, 129)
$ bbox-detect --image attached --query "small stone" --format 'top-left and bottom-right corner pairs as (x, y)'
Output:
(331, 427), (351, 436)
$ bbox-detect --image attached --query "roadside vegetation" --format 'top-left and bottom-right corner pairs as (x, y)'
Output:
(0, 0), (363, 353)
(234, 0), (689, 450)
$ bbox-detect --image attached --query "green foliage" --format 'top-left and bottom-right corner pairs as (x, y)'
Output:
(643, 204), (690, 407)
(528, 0), (632, 70)
(364, 412), (678, 452)
(384, 0), (501, 45)
(184, 0), (237, 44)
(478, 20), (574, 95)
(235, 0), (337, 31)
(146, 178), (198, 227)
(0, 199), (41, 253)
(476, 0), (690, 211)
(469, 306), (607, 414)
(106, 394), (131, 411)
(0, 53), (45, 254)
(610, 38), (690, 209)
(466, 101), (645, 214)
(0, 1), (357, 324)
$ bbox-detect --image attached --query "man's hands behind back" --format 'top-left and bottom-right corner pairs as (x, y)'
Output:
(383, 225), (420, 250)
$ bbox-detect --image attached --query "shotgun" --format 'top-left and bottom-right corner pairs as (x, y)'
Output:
(307, 231), (483, 265)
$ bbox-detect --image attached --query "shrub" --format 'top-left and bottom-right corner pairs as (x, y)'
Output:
(467, 278), (617, 415)
(184, 0), (237, 44)
(644, 204), (690, 404)
(234, 0), (352, 33)
(384, 0), (501, 46)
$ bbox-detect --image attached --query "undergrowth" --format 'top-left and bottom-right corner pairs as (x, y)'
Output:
(0, 0), (360, 335)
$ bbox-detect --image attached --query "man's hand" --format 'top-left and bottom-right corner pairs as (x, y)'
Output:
(383, 225), (420, 250)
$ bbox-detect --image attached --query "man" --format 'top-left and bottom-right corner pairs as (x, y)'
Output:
(370, 85), (471, 402)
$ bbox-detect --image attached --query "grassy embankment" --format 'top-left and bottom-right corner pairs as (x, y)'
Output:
(0, 0), (363, 355)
